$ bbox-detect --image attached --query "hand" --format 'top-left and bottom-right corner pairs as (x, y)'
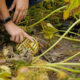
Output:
(4, 21), (33, 43)
(9, 0), (29, 24)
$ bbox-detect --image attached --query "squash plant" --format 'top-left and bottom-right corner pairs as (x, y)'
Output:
(1, 0), (80, 80)
(16, 0), (80, 80)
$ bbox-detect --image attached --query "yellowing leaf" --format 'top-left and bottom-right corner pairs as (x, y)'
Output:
(16, 65), (49, 80)
(57, 71), (68, 80)
(44, 0), (49, 2)
(2, 49), (9, 56)
(0, 78), (5, 80)
(0, 66), (11, 80)
(41, 22), (58, 39)
(64, 0), (69, 2)
(64, 0), (80, 19)
(0, 66), (11, 74)
(17, 74), (26, 80)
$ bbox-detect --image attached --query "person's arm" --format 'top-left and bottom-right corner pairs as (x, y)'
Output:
(0, 0), (10, 20)
(0, 0), (33, 43)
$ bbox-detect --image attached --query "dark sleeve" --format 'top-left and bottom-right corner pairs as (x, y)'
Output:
(6, 0), (13, 8)
(29, 0), (43, 6)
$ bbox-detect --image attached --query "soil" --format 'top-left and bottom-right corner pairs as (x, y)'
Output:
(40, 38), (80, 80)
(43, 39), (80, 63)
(1, 33), (80, 80)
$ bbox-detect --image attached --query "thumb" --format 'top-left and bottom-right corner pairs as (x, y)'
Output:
(9, 0), (16, 11)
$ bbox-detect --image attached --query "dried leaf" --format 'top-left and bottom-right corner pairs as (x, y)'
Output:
(16, 66), (49, 80)
(16, 59), (49, 80)
(2, 49), (9, 56)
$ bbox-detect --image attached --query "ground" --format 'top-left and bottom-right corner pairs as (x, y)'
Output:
(0, 0), (80, 80)
(43, 39), (80, 80)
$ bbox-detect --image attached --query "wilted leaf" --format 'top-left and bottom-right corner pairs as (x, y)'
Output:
(44, 0), (49, 2)
(64, 0), (80, 19)
(16, 65), (49, 80)
(2, 49), (9, 56)
(65, 0), (69, 2)
(0, 53), (6, 64)
(0, 66), (11, 80)
(16, 59), (49, 80)
(41, 22), (58, 39)
(0, 78), (5, 80)
(57, 71), (68, 80)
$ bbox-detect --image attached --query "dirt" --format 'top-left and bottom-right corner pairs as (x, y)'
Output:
(43, 39), (80, 63)
(40, 38), (80, 80)
(1, 34), (80, 80)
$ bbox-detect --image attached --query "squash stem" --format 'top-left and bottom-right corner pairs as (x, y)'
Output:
(55, 34), (80, 42)
(61, 52), (80, 63)
(33, 19), (80, 63)
(28, 5), (67, 29)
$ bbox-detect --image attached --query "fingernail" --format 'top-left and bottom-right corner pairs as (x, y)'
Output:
(31, 39), (33, 42)
(30, 37), (33, 42)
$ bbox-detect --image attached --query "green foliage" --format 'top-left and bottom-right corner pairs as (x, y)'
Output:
(1, 0), (80, 80)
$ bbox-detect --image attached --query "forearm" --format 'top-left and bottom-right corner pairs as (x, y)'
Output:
(0, 0), (10, 20)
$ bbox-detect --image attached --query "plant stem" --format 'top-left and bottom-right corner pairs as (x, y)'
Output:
(52, 65), (80, 73)
(31, 64), (80, 73)
(28, 66), (59, 72)
(58, 30), (80, 37)
(61, 52), (80, 63)
(28, 5), (67, 29)
(55, 34), (80, 42)
(46, 63), (80, 66)
(73, 15), (79, 20)
(33, 19), (80, 63)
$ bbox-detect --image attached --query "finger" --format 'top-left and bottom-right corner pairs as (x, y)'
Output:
(23, 9), (28, 19)
(23, 14), (26, 20)
(13, 9), (19, 22)
(19, 9), (28, 22)
(16, 11), (23, 24)
(19, 34), (24, 42)
(21, 12), (26, 20)
(15, 35), (20, 43)
(10, 36), (15, 42)
(23, 31), (33, 42)
(9, 0), (16, 11)
(19, 10), (27, 22)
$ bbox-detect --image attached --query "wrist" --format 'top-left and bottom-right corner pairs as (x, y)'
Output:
(4, 20), (13, 27)
(2, 16), (11, 24)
